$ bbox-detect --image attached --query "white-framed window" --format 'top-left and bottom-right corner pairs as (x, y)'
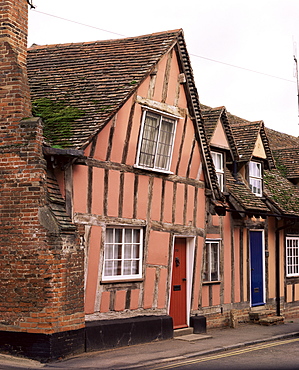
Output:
(203, 240), (220, 282)
(211, 151), (224, 191)
(136, 109), (176, 172)
(286, 237), (299, 277)
(249, 161), (262, 196)
(103, 227), (143, 281)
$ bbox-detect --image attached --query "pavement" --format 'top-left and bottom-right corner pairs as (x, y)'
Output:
(1, 318), (299, 369)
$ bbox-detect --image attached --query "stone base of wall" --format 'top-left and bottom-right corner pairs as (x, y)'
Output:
(0, 315), (173, 361)
(85, 315), (173, 352)
(0, 328), (85, 362)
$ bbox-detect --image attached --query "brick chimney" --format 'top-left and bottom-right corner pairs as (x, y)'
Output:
(0, 1), (85, 361)
(0, 0), (31, 134)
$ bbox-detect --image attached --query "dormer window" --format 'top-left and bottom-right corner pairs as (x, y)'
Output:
(211, 151), (224, 191)
(136, 109), (176, 172)
(249, 161), (262, 196)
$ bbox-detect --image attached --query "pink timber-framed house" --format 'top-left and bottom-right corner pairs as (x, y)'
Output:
(25, 27), (221, 353)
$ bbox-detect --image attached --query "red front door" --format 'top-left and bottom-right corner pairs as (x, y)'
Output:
(169, 238), (187, 329)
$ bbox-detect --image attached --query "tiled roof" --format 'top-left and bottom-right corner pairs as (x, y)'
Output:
(230, 121), (261, 161)
(266, 127), (299, 149)
(266, 128), (299, 179)
(200, 104), (239, 160)
(225, 170), (269, 213)
(264, 169), (299, 216)
(27, 30), (182, 149)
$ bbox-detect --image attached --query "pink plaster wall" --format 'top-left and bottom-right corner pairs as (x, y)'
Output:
(165, 49), (180, 105)
(136, 75), (151, 97)
(286, 285), (293, 303)
(175, 182), (185, 225)
(130, 289), (140, 310)
(136, 175), (149, 220)
(114, 290), (127, 311)
(177, 121), (195, 178)
(201, 285), (209, 307)
(100, 291), (110, 313)
(157, 268), (168, 309)
(243, 230), (248, 302)
(122, 172), (135, 219)
(147, 230), (169, 266)
(152, 54), (168, 102)
(143, 267), (156, 309)
(107, 170), (120, 217)
(163, 181), (173, 223)
(234, 228), (241, 303)
(85, 225), (102, 314)
(91, 167), (104, 215)
(110, 96), (134, 163)
(196, 187), (205, 229)
(151, 177), (162, 221)
(170, 117), (184, 174)
(223, 214), (231, 304)
(93, 120), (111, 161)
(186, 185), (195, 226)
(267, 218), (276, 299)
(188, 140), (201, 180)
(192, 236), (203, 310)
(212, 284), (220, 306)
(125, 103), (142, 166)
(73, 165), (88, 214)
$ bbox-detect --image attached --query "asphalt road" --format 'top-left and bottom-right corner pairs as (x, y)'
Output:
(142, 337), (299, 370)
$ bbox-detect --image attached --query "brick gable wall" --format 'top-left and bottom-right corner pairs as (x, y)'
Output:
(0, 0), (85, 340)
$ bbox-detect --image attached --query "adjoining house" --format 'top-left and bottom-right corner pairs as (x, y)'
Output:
(200, 105), (299, 326)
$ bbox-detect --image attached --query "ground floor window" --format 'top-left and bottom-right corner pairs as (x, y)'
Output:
(103, 227), (143, 281)
(286, 237), (299, 277)
(203, 240), (220, 282)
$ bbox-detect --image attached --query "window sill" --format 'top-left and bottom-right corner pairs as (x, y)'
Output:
(202, 280), (221, 285)
(101, 278), (144, 284)
(134, 164), (173, 175)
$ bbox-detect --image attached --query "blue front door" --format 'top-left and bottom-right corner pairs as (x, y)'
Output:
(250, 231), (265, 306)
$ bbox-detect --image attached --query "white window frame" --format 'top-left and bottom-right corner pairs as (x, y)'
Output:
(286, 237), (299, 277)
(203, 240), (220, 282)
(135, 108), (177, 173)
(211, 151), (224, 191)
(249, 161), (262, 197)
(102, 227), (143, 281)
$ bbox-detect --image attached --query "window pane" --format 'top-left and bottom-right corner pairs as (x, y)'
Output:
(286, 237), (299, 277)
(123, 260), (131, 275)
(138, 111), (175, 171)
(105, 244), (113, 259)
(139, 113), (159, 168)
(106, 228), (113, 243)
(114, 229), (122, 243)
(204, 241), (220, 282)
(103, 227), (143, 280)
(124, 244), (131, 259)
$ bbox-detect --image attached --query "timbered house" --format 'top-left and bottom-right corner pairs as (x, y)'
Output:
(27, 30), (222, 342)
(200, 105), (299, 327)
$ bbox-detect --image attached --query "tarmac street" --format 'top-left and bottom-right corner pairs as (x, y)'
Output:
(0, 318), (299, 369)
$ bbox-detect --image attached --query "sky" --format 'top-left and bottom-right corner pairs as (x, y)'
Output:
(28, 0), (299, 137)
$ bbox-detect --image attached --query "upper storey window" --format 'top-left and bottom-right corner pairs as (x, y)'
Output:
(136, 110), (176, 172)
(211, 151), (224, 191)
(249, 161), (262, 196)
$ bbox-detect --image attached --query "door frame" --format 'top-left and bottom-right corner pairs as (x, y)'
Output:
(249, 229), (266, 307)
(168, 236), (195, 327)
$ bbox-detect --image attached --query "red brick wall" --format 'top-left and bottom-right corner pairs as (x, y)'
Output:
(0, 0), (84, 334)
